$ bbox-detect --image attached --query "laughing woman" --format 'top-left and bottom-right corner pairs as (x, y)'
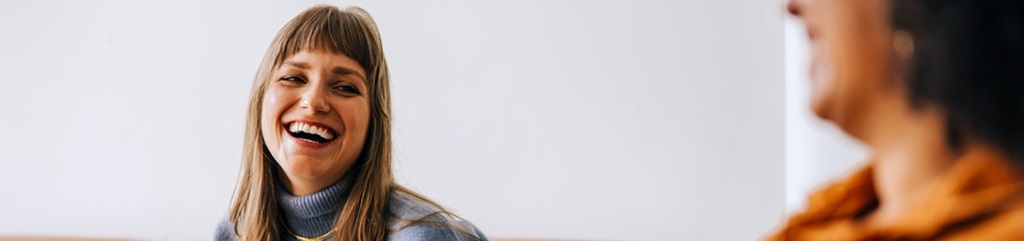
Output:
(215, 5), (486, 241)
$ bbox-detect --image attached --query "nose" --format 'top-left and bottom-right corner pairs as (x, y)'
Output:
(299, 85), (331, 114)
(787, 0), (803, 17)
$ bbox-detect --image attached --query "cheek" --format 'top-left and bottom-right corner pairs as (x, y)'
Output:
(260, 87), (289, 152)
(336, 100), (371, 145)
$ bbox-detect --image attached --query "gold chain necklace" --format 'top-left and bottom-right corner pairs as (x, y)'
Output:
(282, 225), (335, 241)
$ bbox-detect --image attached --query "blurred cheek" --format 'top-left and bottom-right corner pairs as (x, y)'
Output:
(805, 1), (885, 122)
(809, 42), (838, 118)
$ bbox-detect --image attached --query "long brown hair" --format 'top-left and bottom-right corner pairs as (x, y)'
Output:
(228, 5), (451, 241)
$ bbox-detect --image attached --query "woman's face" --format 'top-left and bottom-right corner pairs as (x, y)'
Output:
(261, 50), (370, 185)
(788, 0), (896, 133)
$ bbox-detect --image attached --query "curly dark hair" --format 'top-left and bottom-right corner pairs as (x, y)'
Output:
(889, 0), (1024, 168)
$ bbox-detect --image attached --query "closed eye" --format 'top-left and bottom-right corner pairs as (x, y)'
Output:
(334, 85), (361, 95)
(280, 76), (306, 84)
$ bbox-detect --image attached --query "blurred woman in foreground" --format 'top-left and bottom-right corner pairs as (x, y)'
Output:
(771, 0), (1024, 240)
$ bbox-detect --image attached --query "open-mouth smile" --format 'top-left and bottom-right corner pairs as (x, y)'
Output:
(284, 121), (338, 145)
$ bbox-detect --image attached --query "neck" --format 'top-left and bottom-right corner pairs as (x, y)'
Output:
(856, 101), (959, 224)
(276, 174), (353, 239)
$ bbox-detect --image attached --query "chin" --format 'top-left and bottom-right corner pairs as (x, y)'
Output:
(810, 90), (835, 122)
(281, 158), (332, 179)
(810, 96), (866, 141)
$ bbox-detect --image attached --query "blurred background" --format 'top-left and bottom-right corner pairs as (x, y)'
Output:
(0, 0), (865, 240)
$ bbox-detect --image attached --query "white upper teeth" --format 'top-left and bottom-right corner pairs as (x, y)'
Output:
(289, 122), (334, 140)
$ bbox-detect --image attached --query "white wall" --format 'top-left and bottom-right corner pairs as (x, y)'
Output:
(783, 17), (868, 211)
(0, 1), (785, 240)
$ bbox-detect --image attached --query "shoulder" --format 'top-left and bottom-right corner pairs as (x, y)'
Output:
(213, 215), (237, 241)
(944, 205), (1024, 240)
(387, 190), (488, 241)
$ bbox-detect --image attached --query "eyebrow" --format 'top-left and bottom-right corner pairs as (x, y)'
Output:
(283, 61), (310, 69)
(283, 61), (367, 80)
(331, 66), (363, 78)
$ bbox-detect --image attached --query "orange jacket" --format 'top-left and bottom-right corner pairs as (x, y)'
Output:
(766, 148), (1024, 240)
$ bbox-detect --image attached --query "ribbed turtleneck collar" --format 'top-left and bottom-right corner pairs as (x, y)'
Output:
(277, 175), (353, 239)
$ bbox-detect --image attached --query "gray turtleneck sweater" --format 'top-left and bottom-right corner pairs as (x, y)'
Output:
(214, 177), (487, 241)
